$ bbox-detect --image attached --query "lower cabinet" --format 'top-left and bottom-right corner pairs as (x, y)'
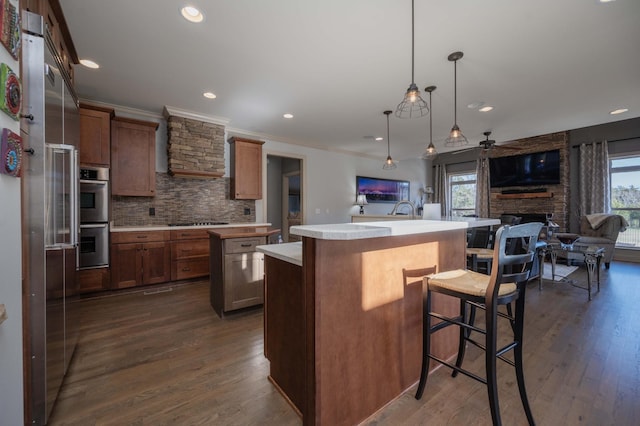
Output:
(170, 229), (210, 281)
(78, 268), (111, 293)
(210, 236), (266, 317)
(111, 231), (171, 289)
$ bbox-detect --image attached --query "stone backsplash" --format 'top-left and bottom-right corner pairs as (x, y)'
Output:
(489, 132), (570, 230)
(111, 173), (255, 226)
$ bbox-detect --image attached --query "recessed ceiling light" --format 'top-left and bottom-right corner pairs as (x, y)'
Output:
(467, 101), (485, 109)
(80, 59), (99, 69)
(203, 92), (216, 99)
(283, 113), (293, 119)
(599, 0), (616, 3)
(181, 6), (204, 23)
(610, 108), (628, 115)
(479, 106), (494, 112)
(375, 137), (383, 141)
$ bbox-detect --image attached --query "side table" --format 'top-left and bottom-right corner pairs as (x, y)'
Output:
(543, 240), (605, 301)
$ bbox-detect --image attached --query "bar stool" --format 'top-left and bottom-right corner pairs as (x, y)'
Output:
(415, 222), (542, 426)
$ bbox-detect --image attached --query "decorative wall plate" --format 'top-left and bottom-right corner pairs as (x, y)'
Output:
(0, 63), (20, 121)
(0, 128), (22, 177)
(0, 0), (20, 59)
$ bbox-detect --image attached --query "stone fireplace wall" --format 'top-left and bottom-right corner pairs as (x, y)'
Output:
(489, 132), (570, 230)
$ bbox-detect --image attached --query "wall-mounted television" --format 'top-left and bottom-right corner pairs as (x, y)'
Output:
(356, 176), (410, 203)
(489, 149), (561, 188)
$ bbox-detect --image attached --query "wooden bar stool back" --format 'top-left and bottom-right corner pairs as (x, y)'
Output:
(415, 222), (543, 426)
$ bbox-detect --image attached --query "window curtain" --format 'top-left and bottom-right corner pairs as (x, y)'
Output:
(475, 155), (490, 218)
(433, 163), (448, 216)
(579, 140), (610, 215)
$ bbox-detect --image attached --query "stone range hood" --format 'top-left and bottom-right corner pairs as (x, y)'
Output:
(163, 106), (229, 179)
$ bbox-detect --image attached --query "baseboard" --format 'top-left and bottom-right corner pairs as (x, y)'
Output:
(613, 247), (640, 263)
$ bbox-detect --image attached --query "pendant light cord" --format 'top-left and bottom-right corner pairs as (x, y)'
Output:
(411, 0), (415, 84)
(387, 113), (391, 156)
(429, 91), (433, 143)
(453, 59), (457, 124)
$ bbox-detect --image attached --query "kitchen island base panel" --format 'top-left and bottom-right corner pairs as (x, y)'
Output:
(263, 229), (465, 426)
(309, 232), (462, 426)
(264, 255), (306, 415)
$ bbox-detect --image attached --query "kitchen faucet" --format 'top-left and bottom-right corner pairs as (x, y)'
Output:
(389, 200), (416, 218)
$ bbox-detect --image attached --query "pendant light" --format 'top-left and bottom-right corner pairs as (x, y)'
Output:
(395, 0), (428, 119)
(422, 85), (438, 159)
(445, 51), (468, 147)
(383, 110), (397, 170)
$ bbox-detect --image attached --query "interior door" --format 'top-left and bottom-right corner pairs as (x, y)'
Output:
(282, 171), (302, 242)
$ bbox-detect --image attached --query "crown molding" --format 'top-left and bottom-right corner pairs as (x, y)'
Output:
(163, 105), (231, 126)
(79, 98), (164, 120)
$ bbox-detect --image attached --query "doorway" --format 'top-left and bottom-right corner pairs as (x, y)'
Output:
(266, 155), (303, 242)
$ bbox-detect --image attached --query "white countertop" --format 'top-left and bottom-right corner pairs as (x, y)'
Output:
(256, 242), (303, 266)
(351, 214), (419, 220)
(290, 217), (500, 240)
(111, 222), (272, 232)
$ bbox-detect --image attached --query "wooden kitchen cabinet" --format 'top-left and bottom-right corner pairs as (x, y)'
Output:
(110, 231), (170, 288)
(170, 229), (210, 281)
(78, 268), (111, 293)
(210, 235), (266, 317)
(228, 137), (264, 199)
(79, 104), (114, 167)
(111, 117), (159, 196)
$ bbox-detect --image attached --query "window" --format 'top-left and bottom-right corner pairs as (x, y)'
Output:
(448, 171), (477, 217)
(610, 155), (640, 249)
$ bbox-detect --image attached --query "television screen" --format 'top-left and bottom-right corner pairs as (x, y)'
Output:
(356, 176), (410, 203)
(489, 149), (560, 188)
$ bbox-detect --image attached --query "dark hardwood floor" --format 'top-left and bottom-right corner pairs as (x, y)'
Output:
(49, 262), (640, 425)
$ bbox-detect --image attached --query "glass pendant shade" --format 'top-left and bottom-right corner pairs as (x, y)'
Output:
(422, 85), (438, 159)
(445, 124), (468, 147)
(444, 51), (468, 147)
(383, 155), (397, 170)
(395, 0), (429, 119)
(382, 110), (397, 170)
(423, 142), (437, 159)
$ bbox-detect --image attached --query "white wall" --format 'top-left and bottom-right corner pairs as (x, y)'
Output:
(0, 1), (24, 423)
(259, 139), (427, 225)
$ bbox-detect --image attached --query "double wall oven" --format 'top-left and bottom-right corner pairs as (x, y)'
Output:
(79, 166), (109, 269)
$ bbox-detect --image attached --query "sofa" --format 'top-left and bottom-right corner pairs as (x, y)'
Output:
(566, 214), (629, 269)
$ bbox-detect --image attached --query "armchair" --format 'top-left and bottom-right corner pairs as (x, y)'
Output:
(567, 214), (629, 269)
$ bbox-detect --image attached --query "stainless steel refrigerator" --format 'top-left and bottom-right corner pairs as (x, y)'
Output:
(22, 11), (80, 425)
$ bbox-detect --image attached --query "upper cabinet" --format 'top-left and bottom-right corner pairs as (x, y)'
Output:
(79, 104), (114, 167)
(228, 137), (264, 200)
(111, 117), (158, 197)
(24, 0), (79, 86)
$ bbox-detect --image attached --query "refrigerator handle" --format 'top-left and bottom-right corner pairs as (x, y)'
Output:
(71, 149), (79, 248)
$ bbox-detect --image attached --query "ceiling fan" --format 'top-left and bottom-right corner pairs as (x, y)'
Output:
(452, 131), (518, 155)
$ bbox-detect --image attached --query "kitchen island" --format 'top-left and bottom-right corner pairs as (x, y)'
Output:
(257, 218), (500, 425)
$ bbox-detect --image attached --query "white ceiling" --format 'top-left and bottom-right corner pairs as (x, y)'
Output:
(59, 0), (640, 161)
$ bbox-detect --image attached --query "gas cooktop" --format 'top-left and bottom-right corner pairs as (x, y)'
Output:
(167, 221), (229, 227)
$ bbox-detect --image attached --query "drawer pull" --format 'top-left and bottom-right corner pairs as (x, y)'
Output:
(240, 243), (252, 247)
(137, 235), (148, 239)
(182, 267), (191, 271)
